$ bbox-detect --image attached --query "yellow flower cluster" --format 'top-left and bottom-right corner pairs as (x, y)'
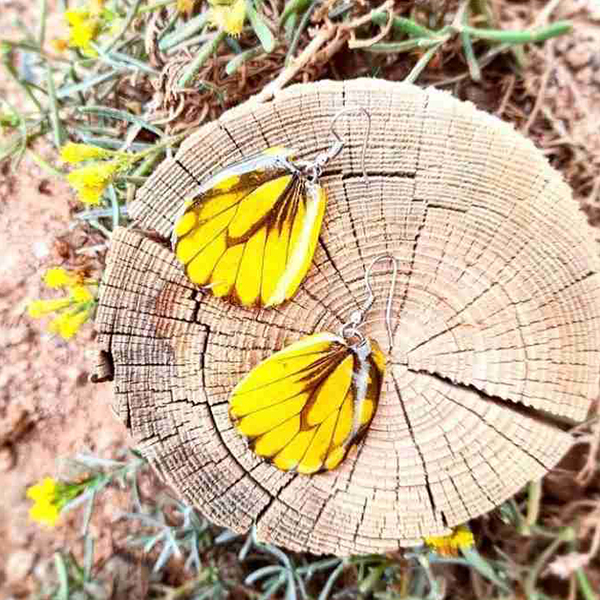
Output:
(208, 0), (246, 36)
(60, 142), (134, 205)
(27, 267), (96, 340)
(51, 1), (106, 56)
(67, 160), (121, 205)
(43, 266), (83, 288)
(424, 525), (475, 557)
(26, 477), (89, 527)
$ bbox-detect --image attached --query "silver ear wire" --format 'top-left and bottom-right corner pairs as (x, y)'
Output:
(340, 254), (399, 349)
(308, 106), (372, 184)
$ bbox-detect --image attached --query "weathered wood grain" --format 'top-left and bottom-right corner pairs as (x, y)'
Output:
(94, 79), (600, 555)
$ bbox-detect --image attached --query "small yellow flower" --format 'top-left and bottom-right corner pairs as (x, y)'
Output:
(28, 298), (73, 318)
(49, 309), (91, 339)
(26, 477), (91, 527)
(208, 0), (246, 36)
(27, 478), (61, 527)
(43, 267), (81, 289)
(67, 160), (121, 205)
(71, 285), (94, 303)
(424, 525), (474, 557)
(26, 477), (58, 503)
(177, 0), (197, 15)
(65, 9), (99, 56)
(30, 501), (61, 527)
(60, 142), (112, 164)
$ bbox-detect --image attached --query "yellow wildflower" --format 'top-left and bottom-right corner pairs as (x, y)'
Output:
(424, 525), (475, 557)
(67, 160), (121, 205)
(60, 142), (112, 164)
(26, 477), (90, 527)
(43, 267), (81, 289)
(177, 0), (197, 15)
(49, 309), (91, 339)
(30, 501), (61, 527)
(26, 478), (62, 527)
(28, 298), (72, 318)
(70, 21), (98, 54)
(208, 0), (246, 36)
(71, 285), (94, 303)
(65, 9), (99, 55)
(27, 477), (58, 502)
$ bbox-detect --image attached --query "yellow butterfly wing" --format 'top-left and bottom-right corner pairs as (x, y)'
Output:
(229, 333), (385, 474)
(172, 148), (326, 308)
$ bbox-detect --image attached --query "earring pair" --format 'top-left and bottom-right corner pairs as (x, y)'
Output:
(170, 108), (395, 474)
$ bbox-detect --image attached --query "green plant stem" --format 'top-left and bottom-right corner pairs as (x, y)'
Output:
(363, 37), (439, 54)
(403, 41), (446, 83)
(246, 0), (276, 52)
(38, 0), (47, 46)
(1, 58), (44, 111)
(461, 29), (480, 80)
(132, 131), (190, 164)
(178, 30), (227, 87)
(415, 555), (441, 599)
(523, 528), (575, 600)
(1, 40), (71, 63)
(28, 148), (65, 177)
(371, 10), (436, 38)
(226, 45), (262, 75)
(576, 568), (599, 600)
(159, 12), (208, 50)
(280, 0), (312, 24)
(45, 63), (65, 148)
(285, 0), (319, 64)
(525, 480), (542, 531)
(461, 20), (571, 43)
(102, 0), (144, 52)
(460, 4), (480, 81)
(54, 553), (70, 600)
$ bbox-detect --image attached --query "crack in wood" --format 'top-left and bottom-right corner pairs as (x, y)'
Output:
(341, 171), (416, 180)
(391, 373), (439, 521)
(423, 371), (554, 470)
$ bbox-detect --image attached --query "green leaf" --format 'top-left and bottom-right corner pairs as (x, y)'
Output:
(461, 547), (511, 593)
(246, 0), (275, 53)
(226, 45), (262, 75)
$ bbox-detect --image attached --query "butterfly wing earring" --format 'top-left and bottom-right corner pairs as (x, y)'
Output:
(171, 107), (371, 308)
(229, 255), (399, 474)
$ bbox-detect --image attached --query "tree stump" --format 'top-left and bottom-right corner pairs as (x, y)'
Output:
(93, 79), (600, 555)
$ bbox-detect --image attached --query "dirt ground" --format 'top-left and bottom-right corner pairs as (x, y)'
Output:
(0, 2), (128, 596)
(1, 0), (599, 597)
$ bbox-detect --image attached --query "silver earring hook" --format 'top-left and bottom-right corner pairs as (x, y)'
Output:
(308, 106), (372, 184)
(340, 254), (399, 349)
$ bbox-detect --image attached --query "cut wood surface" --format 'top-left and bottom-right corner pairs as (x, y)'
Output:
(93, 79), (600, 555)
